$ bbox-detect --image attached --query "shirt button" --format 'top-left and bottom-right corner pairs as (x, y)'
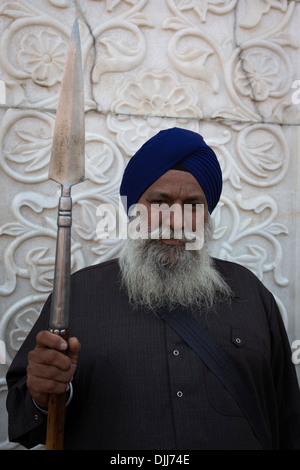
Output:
(34, 414), (39, 421)
(177, 391), (183, 398)
(235, 338), (242, 344)
(173, 349), (179, 356)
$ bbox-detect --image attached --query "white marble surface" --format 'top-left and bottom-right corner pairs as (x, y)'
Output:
(0, 0), (299, 449)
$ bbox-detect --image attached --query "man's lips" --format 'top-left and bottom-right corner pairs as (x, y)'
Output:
(161, 239), (185, 246)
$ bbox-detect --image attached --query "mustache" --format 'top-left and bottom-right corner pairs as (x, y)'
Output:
(150, 227), (196, 242)
(133, 225), (201, 243)
(145, 227), (205, 250)
(127, 213), (212, 250)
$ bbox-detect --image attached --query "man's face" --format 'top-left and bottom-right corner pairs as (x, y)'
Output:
(120, 170), (231, 310)
(137, 169), (208, 247)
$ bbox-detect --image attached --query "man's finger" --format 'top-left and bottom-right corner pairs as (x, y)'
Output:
(28, 347), (71, 370)
(28, 375), (70, 396)
(67, 337), (81, 360)
(36, 330), (68, 351)
(27, 363), (73, 383)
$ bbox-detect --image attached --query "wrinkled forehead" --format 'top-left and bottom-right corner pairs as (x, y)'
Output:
(139, 169), (207, 204)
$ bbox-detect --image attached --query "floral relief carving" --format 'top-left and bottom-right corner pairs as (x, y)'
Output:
(235, 124), (289, 186)
(91, 0), (153, 82)
(110, 69), (201, 117)
(211, 194), (288, 287)
(47, 0), (70, 8)
(0, 295), (46, 365)
(210, 192), (289, 328)
(0, 191), (84, 296)
(0, 109), (54, 183)
(0, 108), (125, 298)
(238, 0), (288, 29)
(211, 124), (289, 190)
(9, 307), (40, 357)
(17, 30), (67, 87)
(203, 125), (290, 297)
(107, 68), (201, 155)
(234, 46), (289, 102)
(0, 1), (70, 83)
(163, 20), (221, 94)
(171, 0), (238, 23)
(197, 123), (289, 194)
(164, 0), (297, 122)
(92, 0), (141, 13)
(0, 0), (153, 109)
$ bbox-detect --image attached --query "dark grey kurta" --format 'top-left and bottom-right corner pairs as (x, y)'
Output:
(6, 258), (300, 449)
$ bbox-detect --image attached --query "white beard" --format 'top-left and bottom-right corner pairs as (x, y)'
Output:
(118, 216), (232, 312)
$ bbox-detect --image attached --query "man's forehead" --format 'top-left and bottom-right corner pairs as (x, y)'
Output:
(142, 170), (206, 198)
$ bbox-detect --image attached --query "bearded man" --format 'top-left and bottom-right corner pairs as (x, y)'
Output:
(6, 128), (300, 450)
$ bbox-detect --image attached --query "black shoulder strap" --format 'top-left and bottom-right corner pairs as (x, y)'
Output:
(158, 308), (271, 450)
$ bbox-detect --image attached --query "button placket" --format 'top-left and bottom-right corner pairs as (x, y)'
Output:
(173, 349), (183, 398)
(172, 348), (183, 398)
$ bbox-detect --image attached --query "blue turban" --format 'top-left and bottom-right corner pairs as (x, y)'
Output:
(120, 127), (222, 214)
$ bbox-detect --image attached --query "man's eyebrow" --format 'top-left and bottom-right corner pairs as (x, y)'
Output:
(147, 191), (205, 203)
(184, 196), (206, 203)
(146, 191), (171, 199)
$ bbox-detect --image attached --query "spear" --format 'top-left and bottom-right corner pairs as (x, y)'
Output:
(46, 18), (85, 450)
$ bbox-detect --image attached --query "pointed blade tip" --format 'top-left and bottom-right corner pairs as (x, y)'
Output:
(48, 17), (85, 187)
(71, 18), (80, 44)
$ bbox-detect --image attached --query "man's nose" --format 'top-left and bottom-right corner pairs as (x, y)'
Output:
(169, 204), (184, 232)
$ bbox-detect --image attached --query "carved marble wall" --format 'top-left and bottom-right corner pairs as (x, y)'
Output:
(0, 0), (299, 449)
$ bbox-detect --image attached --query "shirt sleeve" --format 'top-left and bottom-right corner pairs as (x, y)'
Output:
(6, 296), (51, 449)
(269, 294), (300, 449)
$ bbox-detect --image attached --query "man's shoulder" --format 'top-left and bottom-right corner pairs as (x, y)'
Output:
(212, 257), (266, 289)
(212, 256), (275, 305)
(71, 258), (120, 282)
(212, 257), (255, 276)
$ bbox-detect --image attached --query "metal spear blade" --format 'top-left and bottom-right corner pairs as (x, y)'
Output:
(49, 18), (85, 187)
(47, 18), (85, 333)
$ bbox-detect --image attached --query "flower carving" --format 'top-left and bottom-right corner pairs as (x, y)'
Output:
(234, 49), (283, 101)
(108, 69), (201, 154)
(17, 30), (67, 87)
(112, 69), (201, 117)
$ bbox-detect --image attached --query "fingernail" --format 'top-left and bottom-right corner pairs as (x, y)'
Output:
(60, 342), (68, 351)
